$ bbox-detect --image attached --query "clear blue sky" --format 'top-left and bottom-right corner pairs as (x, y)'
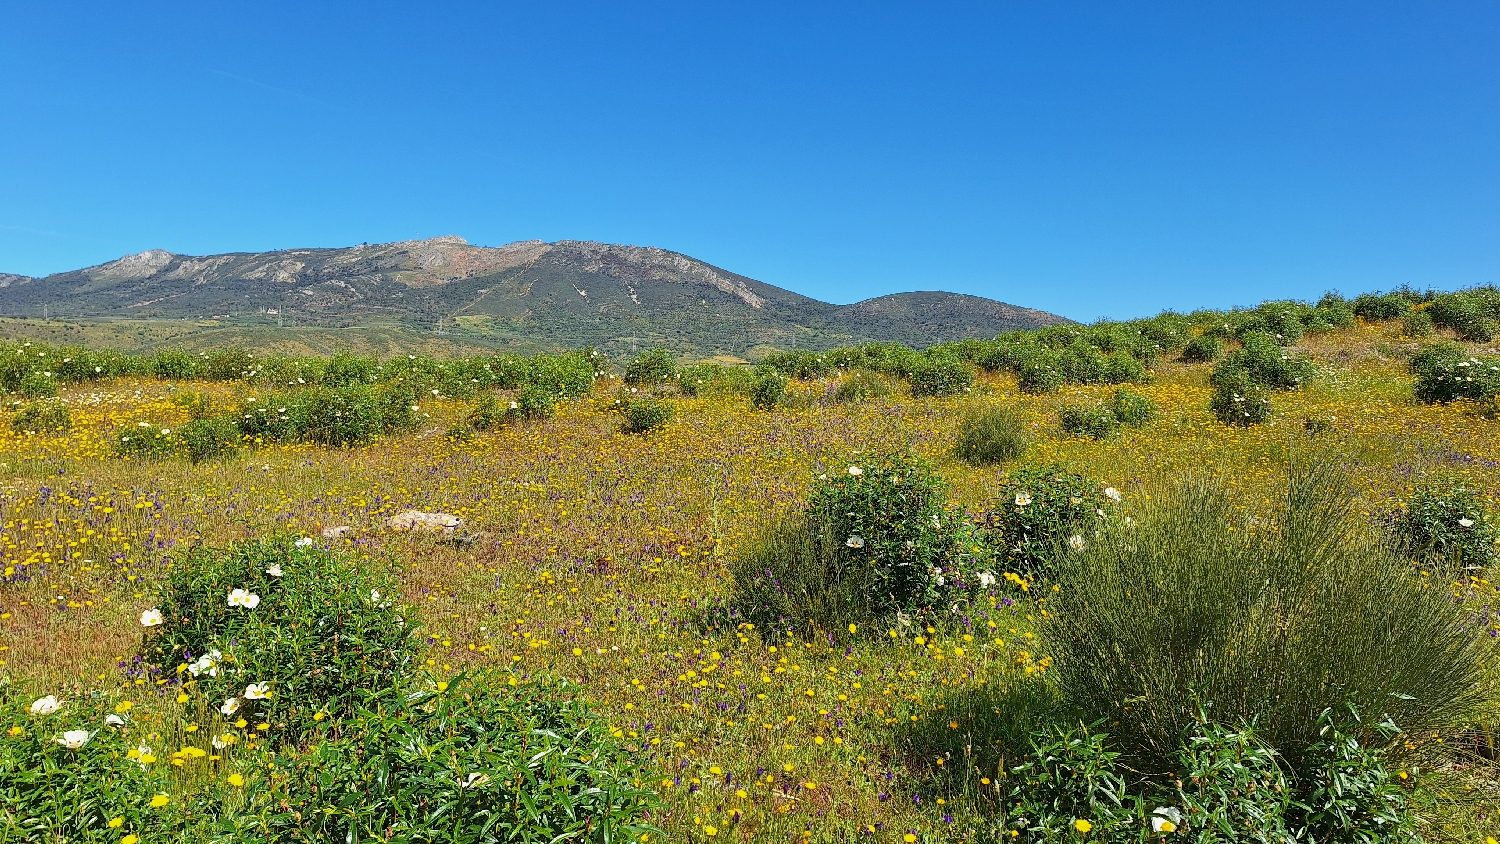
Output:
(1, 2), (1496, 321)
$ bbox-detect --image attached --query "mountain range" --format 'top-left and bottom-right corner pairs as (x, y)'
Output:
(0, 237), (1068, 358)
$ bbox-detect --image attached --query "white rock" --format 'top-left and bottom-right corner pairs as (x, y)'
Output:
(321, 525), (352, 540)
(384, 510), (462, 534)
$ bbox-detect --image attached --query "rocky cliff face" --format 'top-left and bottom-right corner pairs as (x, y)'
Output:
(0, 237), (1069, 354)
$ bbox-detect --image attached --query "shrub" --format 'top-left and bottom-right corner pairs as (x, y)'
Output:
(1100, 351), (1147, 384)
(1181, 335), (1222, 363)
(1213, 332), (1315, 391)
(1409, 341), (1500, 404)
(749, 371), (787, 410)
(830, 370), (891, 404)
(0, 683), (174, 843)
(1107, 386), (1158, 426)
(619, 397), (673, 433)
(115, 422), (177, 459)
(247, 674), (660, 843)
(1018, 355), (1066, 394)
(13, 370), (57, 398)
(909, 357), (974, 397)
(1353, 292), (1411, 322)
(509, 382), (557, 421)
(1389, 482), (1498, 570)
(731, 453), (978, 634)
(464, 393), (510, 432)
(1059, 403), (1118, 439)
(11, 400), (70, 433)
(759, 349), (833, 380)
(149, 348), (199, 380)
(1428, 293), (1498, 342)
(320, 351), (378, 387)
(175, 415), (241, 463)
(140, 537), (416, 743)
(1400, 309), (1434, 338)
(293, 386), (384, 446)
(200, 348), (255, 381)
(954, 406), (1030, 466)
(623, 347), (678, 386)
(1209, 368), (1272, 426)
(983, 465), (1108, 573)
(374, 381), (421, 433)
(1044, 465), (1495, 773)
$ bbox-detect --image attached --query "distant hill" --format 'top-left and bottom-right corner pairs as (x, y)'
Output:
(0, 237), (1068, 358)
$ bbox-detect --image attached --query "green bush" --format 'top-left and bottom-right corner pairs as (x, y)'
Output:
(509, 382), (557, 421)
(149, 348), (199, 380)
(1018, 355), (1066, 394)
(1059, 403), (1118, 439)
(1181, 335), (1222, 363)
(954, 406), (1030, 466)
(982, 465), (1108, 573)
(1353, 292), (1412, 322)
(1044, 465), (1495, 774)
(11, 401), (70, 434)
(1212, 332), (1315, 391)
(622, 347), (678, 386)
(731, 453), (983, 634)
(200, 348), (255, 381)
(320, 351), (379, 387)
(1400, 309), (1434, 338)
(1389, 482), (1498, 570)
(13, 370), (58, 398)
(141, 537), (416, 744)
(909, 357), (974, 397)
(1428, 293), (1498, 342)
(175, 415), (241, 463)
(830, 370), (892, 404)
(1409, 341), (1500, 404)
(759, 349), (833, 380)
(749, 371), (787, 410)
(619, 397), (673, 433)
(1209, 368), (1272, 426)
(171, 390), (216, 420)
(0, 683), (174, 843)
(115, 422), (177, 459)
(245, 674), (660, 843)
(1107, 387), (1157, 426)
(293, 386), (384, 446)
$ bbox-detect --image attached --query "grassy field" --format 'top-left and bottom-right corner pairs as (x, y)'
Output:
(1, 320), (1498, 841)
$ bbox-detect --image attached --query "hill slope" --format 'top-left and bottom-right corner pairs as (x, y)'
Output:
(0, 237), (1067, 357)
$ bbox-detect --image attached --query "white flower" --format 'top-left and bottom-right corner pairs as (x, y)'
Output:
(847, 465), (865, 476)
(188, 649), (223, 678)
(139, 608), (164, 627)
(977, 571), (997, 588)
(220, 697), (240, 716)
(1152, 807), (1183, 833)
(294, 537), (314, 547)
(227, 589), (261, 609)
(1068, 535), (1085, 551)
(1104, 487), (1122, 502)
(265, 564), (283, 577)
(845, 535), (866, 549)
(1459, 518), (1476, 528)
(28, 695), (62, 716)
(212, 734), (232, 749)
(244, 682), (272, 700)
(105, 713), (127, 727)
(56, 729), (91, 750)
(1014, 492), (1033, 507)
(462, 772), (490, 789)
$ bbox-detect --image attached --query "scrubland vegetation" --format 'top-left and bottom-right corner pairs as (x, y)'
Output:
(3, 287), (1500, 842)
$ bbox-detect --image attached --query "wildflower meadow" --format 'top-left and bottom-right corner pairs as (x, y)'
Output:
(2, 293), (1500, 842)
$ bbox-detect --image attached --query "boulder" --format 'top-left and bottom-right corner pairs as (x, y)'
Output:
(385, 510), (462, 534)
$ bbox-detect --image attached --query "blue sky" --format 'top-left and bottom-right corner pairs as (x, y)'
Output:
(1, 2), (1496, 321)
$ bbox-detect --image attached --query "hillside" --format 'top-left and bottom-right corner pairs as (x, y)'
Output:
(0, 237), (1068, 358)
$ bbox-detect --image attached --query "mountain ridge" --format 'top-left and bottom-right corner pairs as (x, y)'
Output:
(0, 237), (1069, 357)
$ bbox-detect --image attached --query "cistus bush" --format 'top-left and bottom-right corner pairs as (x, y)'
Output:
(115, 421), (177, 459)
(140, 537), (417, 743)
(749, 370), (787, 410)
(981, 464), (1109, 573)
(1059, 403), (1118, 439)
(11, 400), (70, 434)
(731, 453), (987, 635)
(1044, 465), (1495, 775)
(1017, 355), (1066, 394)
(175, 415), (241, 463)
(149, 348), (199, 380)
(1400, 308), (1434, 337)
(1107, 386), (1158, 426)
(1181, 334), (1223, 363)
(1428, 291), (1499, 342)
(908, 357), (974, 397)
(1389, 482), (1498, 570)
(1209, 368), (1273, 427)
(1409, 341), (1500, 404)
(0, 683), (175, 844)
(1212, 332), (1315, 391)
(830, 369), (892, 404)
(244, 674), (660, 843)
(1353, 292), (1412, 322)
(999, 707), (1424, 844)
(618, 396), (673, 433)
(954, 406), (1030, 466)
(623, 346), (679, 387)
